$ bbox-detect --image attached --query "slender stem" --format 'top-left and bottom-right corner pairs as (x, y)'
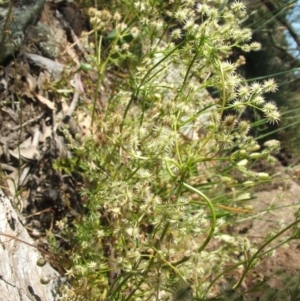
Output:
(91, 35), (103, 127)
(233, 218), (300, 289)
(124, 277), (144, 301)
(108, 272), (139, 298)
(216, 58), (226, 116)
(204, 234), (295, 296)
(173, 116), (182, 165)
(180, 36), (205, 94)
(183, 183), (216, 253)
(120, 39), (187, 131)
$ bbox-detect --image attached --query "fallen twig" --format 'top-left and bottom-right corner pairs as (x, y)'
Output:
(10, 112), (45, 131)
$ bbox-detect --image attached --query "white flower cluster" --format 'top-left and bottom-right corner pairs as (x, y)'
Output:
(61, 0), (283, 300)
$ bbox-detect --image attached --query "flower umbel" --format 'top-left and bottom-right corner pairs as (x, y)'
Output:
(55, 1), (285, 301)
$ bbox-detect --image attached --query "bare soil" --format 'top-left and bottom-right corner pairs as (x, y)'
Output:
(243, 178), (300, 289)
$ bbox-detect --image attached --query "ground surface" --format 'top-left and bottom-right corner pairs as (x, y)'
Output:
(1, 2), (300, 300)
(234, 174), (300, 292)
(0, 1), (90, 238)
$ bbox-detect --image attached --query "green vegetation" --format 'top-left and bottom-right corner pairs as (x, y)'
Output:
(49, 0), (300, 300)
(0, 0), (292, 301)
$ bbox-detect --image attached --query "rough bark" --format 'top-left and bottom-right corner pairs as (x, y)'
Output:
(0, 0), (46, 62)
(0, 189), (64, 301)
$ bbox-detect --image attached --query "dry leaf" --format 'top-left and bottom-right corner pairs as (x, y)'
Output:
(26, 73), (37, 91)
(35, 93), (56, 110)
(40, 125), (52, 142)
(19, 137), (32, 148)
(19, 166), (30, 186)
(9, 146), (40, 161)
(5, 168), (19, 196)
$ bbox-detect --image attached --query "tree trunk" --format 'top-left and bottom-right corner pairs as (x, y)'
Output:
(0, 189), (63, 301)
(0, 0), (46, 62)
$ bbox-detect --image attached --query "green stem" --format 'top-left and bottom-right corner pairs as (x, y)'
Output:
(180, 36), (205, 95)
(233, 218), (300, 289)
(173, 115), (183, 165)
(204, 233), (295, 296)
(124, 277), (145, 301)
(183, 183), (216, 253)
(108, 271), (139, 298)
(91, 35), (102, 127)
(120, 39), (187, 131)
(216, 58), (226, 115)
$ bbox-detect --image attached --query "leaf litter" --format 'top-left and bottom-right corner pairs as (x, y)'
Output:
(0, 2), (95, 255)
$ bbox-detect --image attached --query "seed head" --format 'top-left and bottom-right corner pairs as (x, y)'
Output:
(263, 78), (278, 93)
